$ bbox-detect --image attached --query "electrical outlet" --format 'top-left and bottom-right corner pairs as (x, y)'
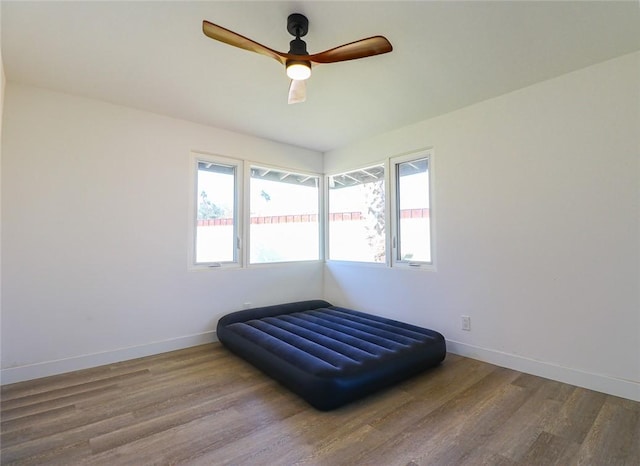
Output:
(461, 315), (471, 331)
(243, 302), (252, 309)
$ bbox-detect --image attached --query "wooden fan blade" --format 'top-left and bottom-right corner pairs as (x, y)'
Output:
(309, 36), (392, 64)
(288, 79), (307, 104)
(203, 20), (287, 65)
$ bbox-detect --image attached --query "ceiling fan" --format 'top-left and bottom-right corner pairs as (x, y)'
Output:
(202, 13), (393, 104)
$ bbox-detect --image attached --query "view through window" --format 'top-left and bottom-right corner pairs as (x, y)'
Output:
(195, 160), (238, 264)
(250, 166), (320, 263)
(328, 164), (386, 263)
(395, 156), (431, 264)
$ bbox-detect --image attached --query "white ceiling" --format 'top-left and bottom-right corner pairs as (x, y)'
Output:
(2, 1), (639, 152)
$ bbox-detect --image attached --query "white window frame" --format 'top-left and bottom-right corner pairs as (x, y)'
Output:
(188, 149), (433, 271)
(325, 161), (388, 265)
(189, 151), (244, 269)
(389, 149), (435, 270)
(246, 162), (324, 265)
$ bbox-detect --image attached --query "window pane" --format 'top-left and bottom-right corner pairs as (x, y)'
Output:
(195, 161), (236, 263)
(328, 165), (385, 262)
(396, 157), (431, 263)
(250, 167), (319, 263)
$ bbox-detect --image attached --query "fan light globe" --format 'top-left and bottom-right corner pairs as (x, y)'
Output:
(286, 62), (311, 80)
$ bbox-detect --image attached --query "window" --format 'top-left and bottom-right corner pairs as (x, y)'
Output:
(193, 155), (242, 266)
(327, 164), (386, 263)
(391, 152), (432, 267)
(250, 166), (320, 263)
(190, 150), (432, 270)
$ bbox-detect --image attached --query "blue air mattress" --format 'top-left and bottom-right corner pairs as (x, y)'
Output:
(216, 300), (446, 410)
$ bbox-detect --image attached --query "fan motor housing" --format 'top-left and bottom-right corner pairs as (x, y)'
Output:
(288, 38), (308, 55)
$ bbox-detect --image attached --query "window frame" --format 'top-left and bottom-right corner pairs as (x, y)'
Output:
(189, 151), (244, 269)
(325, 161), (388, 265)
(389, 149), (435, 270)
(246, 162), (324, 265)
(189, 149), (433, 271)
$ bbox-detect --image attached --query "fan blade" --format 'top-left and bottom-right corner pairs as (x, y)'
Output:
(203, 20), (287, 65)
(288, 79), (307, 104)
(309, 36), (392, 64)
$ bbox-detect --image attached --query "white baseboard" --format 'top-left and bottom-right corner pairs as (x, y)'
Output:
(0, 331), (218, 386)
(446, 340), (640, 402)
(3, 334), (638, 403)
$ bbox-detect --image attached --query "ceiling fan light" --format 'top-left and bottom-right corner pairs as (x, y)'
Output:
(286, 60), (311, 80)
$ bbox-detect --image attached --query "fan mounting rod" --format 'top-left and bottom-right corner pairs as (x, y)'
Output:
(286, 13), (311, 82)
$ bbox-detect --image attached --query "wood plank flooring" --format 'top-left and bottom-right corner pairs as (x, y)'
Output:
(1, 343), (638, 465)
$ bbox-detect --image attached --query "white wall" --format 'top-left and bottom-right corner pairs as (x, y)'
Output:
(324, 52), (640, 401)
(2, 53), (638, 403)
(1, 83), (323, 383)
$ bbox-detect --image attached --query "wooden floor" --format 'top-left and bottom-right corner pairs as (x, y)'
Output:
(1, 344), (638, 465)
